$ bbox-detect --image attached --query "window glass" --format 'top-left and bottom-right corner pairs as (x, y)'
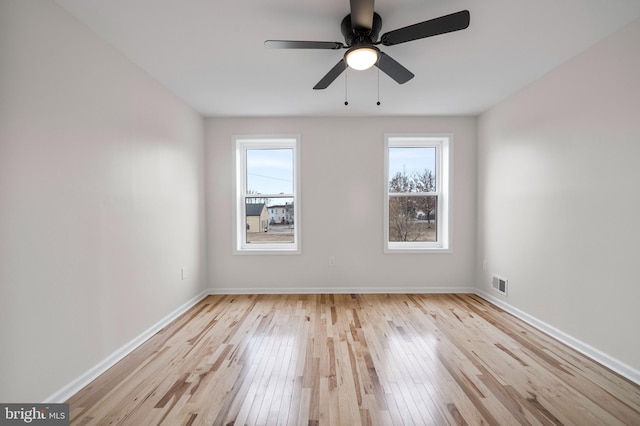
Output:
(246, 149), (293, 194)
(388, 147), (436, 192)
(388, 195), (438, 242)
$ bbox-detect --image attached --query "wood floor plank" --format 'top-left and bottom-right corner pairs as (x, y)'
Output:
(67, 294), (640, 425)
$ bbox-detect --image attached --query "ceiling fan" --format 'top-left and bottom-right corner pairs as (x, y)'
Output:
(265, 0), (470, 90)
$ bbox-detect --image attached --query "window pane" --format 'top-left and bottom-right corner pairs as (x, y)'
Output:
(388, 195), (437, 242)
(388, 147), (436, 193)
(246, 149), (293, 195)
(245, 197), (294, 244)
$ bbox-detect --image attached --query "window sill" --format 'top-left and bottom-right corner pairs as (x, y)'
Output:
(384, 247), (452, 254)
(234, 247), (301, 255)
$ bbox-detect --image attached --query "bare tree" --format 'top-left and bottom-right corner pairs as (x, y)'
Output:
(389, 171), (414, 193)
(414, 169), (436, 226)
(389, 171), (418, 241)
(246, 189), (270, 205)
(389, 196), (420, 241)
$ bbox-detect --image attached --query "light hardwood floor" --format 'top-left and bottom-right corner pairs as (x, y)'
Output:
(68, 294), (640, 425)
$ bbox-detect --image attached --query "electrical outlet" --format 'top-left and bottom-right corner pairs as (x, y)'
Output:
(181, 267), (186, 280)
(328, 256), (336, 266)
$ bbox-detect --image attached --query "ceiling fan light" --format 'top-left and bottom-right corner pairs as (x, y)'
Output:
(345, 46), (379, 70)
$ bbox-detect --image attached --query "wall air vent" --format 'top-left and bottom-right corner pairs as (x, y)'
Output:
(492, 275), (508, 296)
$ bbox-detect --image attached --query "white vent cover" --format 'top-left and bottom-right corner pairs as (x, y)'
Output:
(492, 275), (508, 296)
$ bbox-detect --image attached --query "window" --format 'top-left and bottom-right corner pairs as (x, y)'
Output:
(233, 136), (300, 253)
(384, 134), (451, 252)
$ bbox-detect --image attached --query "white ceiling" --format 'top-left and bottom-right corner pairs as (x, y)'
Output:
(54, 0), (640, 117)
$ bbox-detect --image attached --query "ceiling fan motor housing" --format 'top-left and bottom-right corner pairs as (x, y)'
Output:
(341, 12), (382, 46)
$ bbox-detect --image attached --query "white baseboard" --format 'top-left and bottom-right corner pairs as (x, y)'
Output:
(207, 286), (477, 295)
(44, 290), (209, 403)
(474, 289), (640, 385)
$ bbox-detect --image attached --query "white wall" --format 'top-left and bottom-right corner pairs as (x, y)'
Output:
(477, 18), (640, 373)
(206, 116), (476, 292)
(0, 1), (206, 402)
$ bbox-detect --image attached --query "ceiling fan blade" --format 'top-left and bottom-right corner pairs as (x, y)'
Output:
(265, 40), (344, 49)
(313, 59), (347, 90)
(380, 10), (470, 46)
(375, 52), (414, 84)
(350, 0), (375, 32)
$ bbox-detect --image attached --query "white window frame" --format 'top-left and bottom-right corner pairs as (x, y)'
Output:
(384, 134), (452, 253)
(233, 135), (301, 254)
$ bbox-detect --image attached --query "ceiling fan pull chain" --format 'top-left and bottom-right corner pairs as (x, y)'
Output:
(344, 67), (349, 106)
(377, 66), (381, 106)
